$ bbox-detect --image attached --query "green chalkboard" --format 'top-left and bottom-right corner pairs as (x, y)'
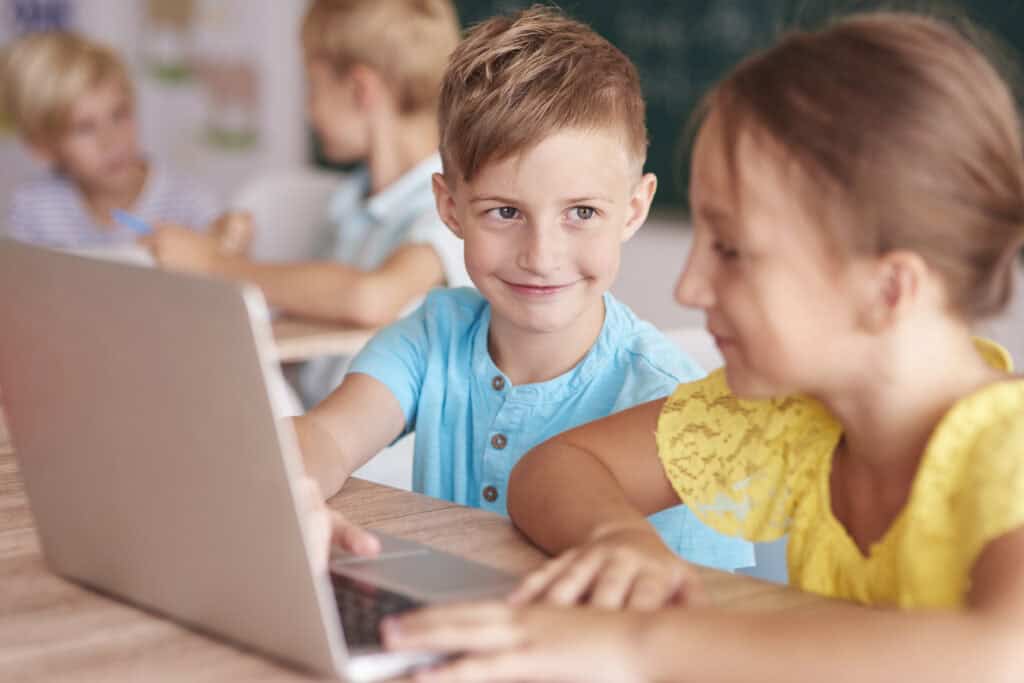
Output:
(453, 1), (1024, 208)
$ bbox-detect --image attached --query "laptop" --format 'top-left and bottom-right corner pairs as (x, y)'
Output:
(0, 239), (517, 681)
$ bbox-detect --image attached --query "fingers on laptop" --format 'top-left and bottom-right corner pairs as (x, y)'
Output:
(298, 476), (332, 572)
(329, 510), (381, 557)
(382, 602), (647, 683)
(298, 475), (380, 563)
(509, 542), (704, 609)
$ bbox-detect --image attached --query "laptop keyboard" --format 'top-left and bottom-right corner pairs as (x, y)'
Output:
(330, 572), (423, 647)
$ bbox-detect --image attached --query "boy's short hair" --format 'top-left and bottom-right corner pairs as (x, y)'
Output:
(440, 5), (648, 183)
(1, 31), (131, 145)
(301, 0), (460, 115)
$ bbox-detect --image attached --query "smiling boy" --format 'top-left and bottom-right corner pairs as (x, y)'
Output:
(296, 6), (753, 570)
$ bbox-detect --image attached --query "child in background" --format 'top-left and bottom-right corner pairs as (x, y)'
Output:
(1, 31), (220, 248)
(299, 6), (753, 571)
(140, 0), (471, 408)
(383, 12), (1024, 682)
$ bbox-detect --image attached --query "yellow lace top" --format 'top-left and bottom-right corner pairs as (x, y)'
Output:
(656, 340), (1024, 608)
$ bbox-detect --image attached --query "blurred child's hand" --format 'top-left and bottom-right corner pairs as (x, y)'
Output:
(511, 522), (705, 610)
(208, 210), (254, 256)
(383, 601), (648, 683)
(140, 223), (222, 274)
(298, 474), (381, 574)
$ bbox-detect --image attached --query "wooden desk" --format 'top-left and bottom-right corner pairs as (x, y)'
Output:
(271, 316), (377, 363)
(0, 446), (820, 681)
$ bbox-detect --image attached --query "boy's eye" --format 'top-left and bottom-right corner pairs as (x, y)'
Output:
(571, 206), (596, 220)
(489, 206), (520, 220)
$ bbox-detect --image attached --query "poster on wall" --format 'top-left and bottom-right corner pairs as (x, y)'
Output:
(140, 0), (261, 152)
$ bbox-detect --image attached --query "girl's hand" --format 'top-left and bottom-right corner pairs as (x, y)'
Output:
(383, 602), (648, 683)
(512, 522), (706, 609)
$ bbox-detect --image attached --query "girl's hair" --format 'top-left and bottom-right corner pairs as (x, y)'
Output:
(0, 31), (132, 145)
(705, 12), (1024, 320)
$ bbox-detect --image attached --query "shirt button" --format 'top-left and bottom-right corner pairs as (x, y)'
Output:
(482, 485), (499, 503)
(491, 375), (505, 391)
(490, 433), (507, 450)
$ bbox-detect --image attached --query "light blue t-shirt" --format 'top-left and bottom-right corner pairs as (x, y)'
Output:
(349, 288), (755, 571)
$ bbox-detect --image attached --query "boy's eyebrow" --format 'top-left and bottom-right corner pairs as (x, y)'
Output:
(469, 194), (615, 204)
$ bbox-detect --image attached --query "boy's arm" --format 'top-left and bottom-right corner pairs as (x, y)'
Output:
(142, 223), (445, 326)
(294, 372), (407, 498)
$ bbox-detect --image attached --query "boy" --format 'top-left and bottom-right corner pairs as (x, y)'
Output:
(300, 6), (753, 571)
(2, 31), (220, 248)
(141, 0), (471, 407)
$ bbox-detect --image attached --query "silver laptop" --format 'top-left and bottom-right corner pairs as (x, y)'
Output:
(0, 239), (517, 681)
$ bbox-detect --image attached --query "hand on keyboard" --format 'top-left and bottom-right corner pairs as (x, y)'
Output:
(299, 476), (381, 572)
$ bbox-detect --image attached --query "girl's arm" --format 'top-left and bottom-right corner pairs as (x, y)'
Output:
(506, 398), (701, 608)
(387, 527), (1024, 682)
(507, 397), (681, 551)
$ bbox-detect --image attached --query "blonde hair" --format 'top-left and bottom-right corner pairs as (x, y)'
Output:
(439, 4), (648, 183)
(301, 0), (460, 115)
(1, 31), (132, 144)
(705, 12), (1024, 320)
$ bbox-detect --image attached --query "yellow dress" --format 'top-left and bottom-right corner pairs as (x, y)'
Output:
(655, 340), (1024, 608)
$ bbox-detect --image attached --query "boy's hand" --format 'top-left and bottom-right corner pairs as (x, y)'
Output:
(510, 522), (705, 609)
(140, 223), (222, 274)
(382, 602), (648, 683)
(298, 475), (381, 573)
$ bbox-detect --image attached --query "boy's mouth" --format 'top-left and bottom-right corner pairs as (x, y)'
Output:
(502, 279), (578, 296)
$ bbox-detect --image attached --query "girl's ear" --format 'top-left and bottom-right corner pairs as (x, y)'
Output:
(432, 172), (463, 239)
(621, 172), (657, 242)
(858, 250), (927, 332)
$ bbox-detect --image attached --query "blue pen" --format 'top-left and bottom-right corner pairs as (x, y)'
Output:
(111, 209), (152, 236)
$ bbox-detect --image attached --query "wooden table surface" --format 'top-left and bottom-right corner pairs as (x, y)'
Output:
(271, 316), (376, 363)
(0, 433), (821, 681)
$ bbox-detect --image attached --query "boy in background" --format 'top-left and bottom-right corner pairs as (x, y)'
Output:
(142, 0), (471, 407)
(300, 6), (754, 572)
(2, 31), (220, 248)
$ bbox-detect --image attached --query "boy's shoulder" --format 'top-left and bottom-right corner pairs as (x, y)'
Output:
(420, 286), (487, 322)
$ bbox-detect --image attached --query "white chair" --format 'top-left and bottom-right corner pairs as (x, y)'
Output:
(231, 168), (344, 262)
(663, 326), (789, 584)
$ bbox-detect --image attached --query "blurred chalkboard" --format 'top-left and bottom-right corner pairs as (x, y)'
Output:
(453, 1), (1024, 209)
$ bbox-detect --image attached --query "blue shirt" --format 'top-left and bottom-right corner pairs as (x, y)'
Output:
(349, 288), (755, 571)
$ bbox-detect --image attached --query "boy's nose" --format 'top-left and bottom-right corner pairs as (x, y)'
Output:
(518, 224), (564, 276)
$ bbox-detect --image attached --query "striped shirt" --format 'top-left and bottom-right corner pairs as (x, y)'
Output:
(4, 164), (220, 248)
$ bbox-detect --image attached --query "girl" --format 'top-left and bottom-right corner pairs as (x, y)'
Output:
(379, 12), (1024, 682)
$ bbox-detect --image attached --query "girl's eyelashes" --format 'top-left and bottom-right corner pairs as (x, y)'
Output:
(712, 240), (740, 260)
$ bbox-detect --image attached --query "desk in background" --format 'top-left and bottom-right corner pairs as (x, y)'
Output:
(0, 445), (821, 681)
(271, 315), (376, 363)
